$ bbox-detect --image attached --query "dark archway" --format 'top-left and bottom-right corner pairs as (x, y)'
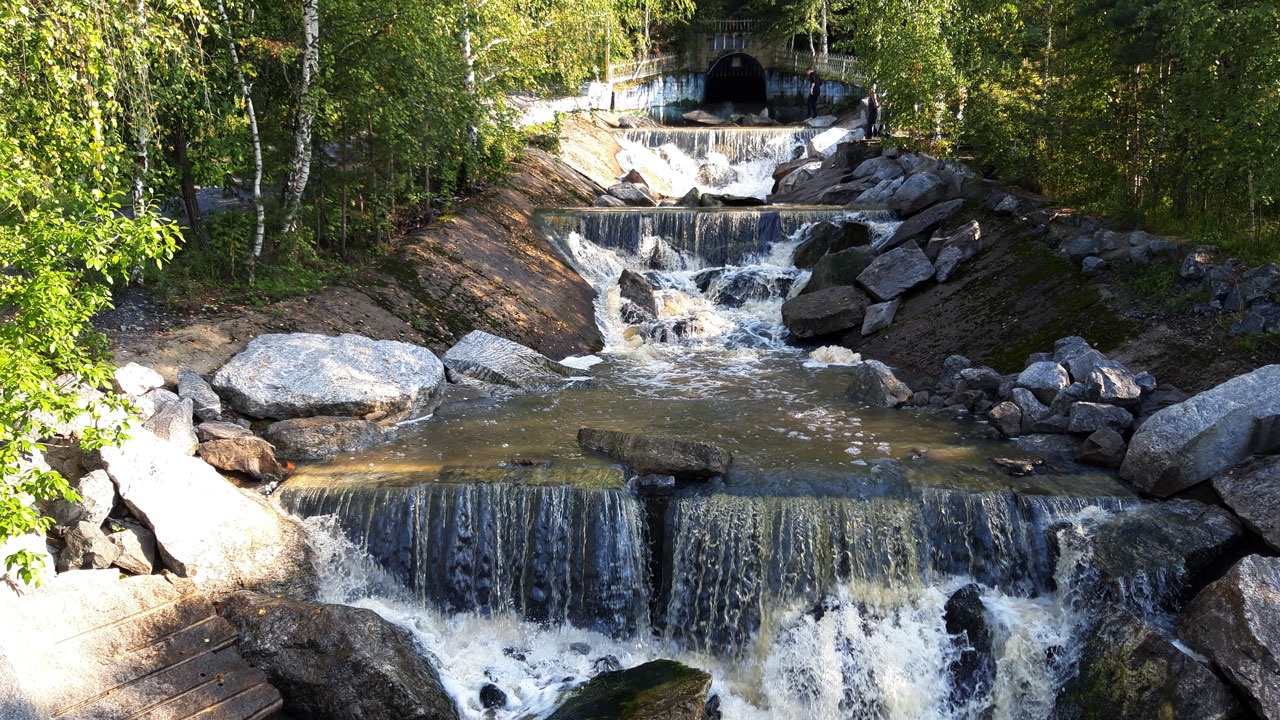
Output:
(704, 52), (767, 110)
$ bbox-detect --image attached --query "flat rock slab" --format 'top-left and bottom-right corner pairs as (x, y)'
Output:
(1120, 364), (1280, 496)
(212, 332), (445, 421)
(0, 571), (281, 720)
(857, 241), (935, 302)
(578, 428), (732, 479)
(443, 330), (582, 390)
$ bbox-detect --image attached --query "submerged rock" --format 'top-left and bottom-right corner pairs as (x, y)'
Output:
(781, 285), (870, 338)
(213, 333), (446, 422)
(1179, 555), (1280, 720)
(547, 659), (712, 720)
(578, 428), (732, 479)
(264, 416), (393, 462)
(1212, 455), (1280, 551)
(1120, 364), (1280, 496)
(846, 360), (913, 408)
(443, 330), (581, 390)
(1052, 605), (1243, 720)
(222, 592), (460, 720)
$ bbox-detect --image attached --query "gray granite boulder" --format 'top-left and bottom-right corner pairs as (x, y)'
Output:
(1120, 365), (1280, 496)
(197, 436), (285, 482)
(781, 285), (870, 338)
(443, 330), (582, 391)
(1085, 360), (1142, 407)
(141, 393), (198, 456)
(1017, 362), (1071, 404)
(861, 298), (901, 336)
(213, 333), (446, 421)
(56, 521), (121, 571)
(1179, 555), (1280, 720)
(801, 246), (878, 295)
(933, 221), (982, 282)
(194, 421), (254, 442)
(547, 660), (711, 720)
(1212, 455), (1280, 551)
(988, 402), (1023, 437)
(106, 519), (157, 575)
(879, 199), (965, 250)
(41, 468), (115, 529)
(1067, 402), (1134, 434)
(1076, 428), (1127, 468)
(178, 368), (222, 422)
(607, 182), (657, 207)
(890, 172), (947, 215)
(857, 242), (935, 302)
(846, 360), (913, 408)
(792, 220), (871, 269)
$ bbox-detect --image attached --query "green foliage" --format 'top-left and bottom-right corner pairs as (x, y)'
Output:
(0, 0), (189, 583)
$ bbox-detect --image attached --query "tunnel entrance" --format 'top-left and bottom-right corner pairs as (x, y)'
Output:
(704, 53), (767, 112)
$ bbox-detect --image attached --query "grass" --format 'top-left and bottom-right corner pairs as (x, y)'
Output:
(1141, 205), (1280, 266)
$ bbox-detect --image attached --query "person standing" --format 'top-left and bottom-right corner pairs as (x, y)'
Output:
(867, 88), (880, 138)
(806, 68), (823, 119)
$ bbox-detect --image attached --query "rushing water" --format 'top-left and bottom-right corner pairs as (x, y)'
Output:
(277, 126), (1162, 719)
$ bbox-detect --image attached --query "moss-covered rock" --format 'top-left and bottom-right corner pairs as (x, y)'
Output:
(547, 659), (712, 720)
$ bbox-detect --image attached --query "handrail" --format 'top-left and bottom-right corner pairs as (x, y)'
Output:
(605, 49), (865, 85)
(608, 52), (685, 82)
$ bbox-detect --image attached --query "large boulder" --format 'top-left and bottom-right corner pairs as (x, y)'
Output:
(212, 333), (446, 421)
(846, 360), (913, 408)
(1052, 605), (1244, 720)
(98, 428), (315, 598)
(618, 269), (658, 316)
(856, 241), (935, 302)
(890, 172), (947, 215)
(443, 330), (582, 390)
(221, 592), (460, 720)
(607, 182), (658, 207)
(198, 436), (285, 482)
(1076, 428), (1127, 468)
(264, 416), (393, 462)
(851, 155), (905, 182)
(807, 127), (856, 159)
(879, 199), (965, 251)
(577, 428), (732, 479)
(943, 584), (996, 710)
(1119, 365), (1280, 496)
(781, 286), (870, 338)
(547, 660), (711, 720)
(791, 221), (871, 269)
(1212, 455), (1280, 551)
(177, 368), (222, 422)
(800, 246), (878, 295)
(851, 176), (905, 208)
(1179, 555), (1280, 720)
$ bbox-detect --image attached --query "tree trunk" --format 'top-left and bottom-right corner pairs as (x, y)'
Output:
(279, 0), (320, 234)
(169, 120), (211, 249)
(821, 1), (828, 57)
(216, 0), (266, 279)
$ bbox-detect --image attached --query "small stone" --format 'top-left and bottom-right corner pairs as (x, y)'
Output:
(113, 363), (165, 396)
(178, 368), (222, 422)
(861, 298), (901, 336)
(1081, 256), (1107, 276)
(194, 421), (253, 442)
(106, 519), (158, 575)
(847, 360), (913, 408)
(56, 520), (121, 571)
(142, 394), (198, 456)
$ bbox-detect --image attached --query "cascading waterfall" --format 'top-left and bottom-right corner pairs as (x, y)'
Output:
(280, 481), (649, 637)
(284, 124), (1177, 720)
(612, 127), (821, 199)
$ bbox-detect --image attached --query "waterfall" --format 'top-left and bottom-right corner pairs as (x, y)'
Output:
(657, 490), (1140, 657)
(615, 127), (822, 164)
(279, 481), (650, 637)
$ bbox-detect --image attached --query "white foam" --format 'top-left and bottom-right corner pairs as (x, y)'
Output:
(805, 346), (863, 367)
(559, 355), (603, 370)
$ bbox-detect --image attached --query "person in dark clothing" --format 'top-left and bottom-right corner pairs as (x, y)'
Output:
(867, 88), (880, 138)
(806, 68), (823, 118)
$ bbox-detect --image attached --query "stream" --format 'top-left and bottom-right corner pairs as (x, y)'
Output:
(276, 125), (1150, 720)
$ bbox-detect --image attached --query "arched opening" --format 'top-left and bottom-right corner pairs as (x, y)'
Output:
(704, 52), (767, 113)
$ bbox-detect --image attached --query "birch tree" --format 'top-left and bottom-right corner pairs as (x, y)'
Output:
(279, 0), (320, 234)
(215, 0), (266, 273)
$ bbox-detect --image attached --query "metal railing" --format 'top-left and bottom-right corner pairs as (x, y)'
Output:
(608, 52), (686, 82)
(771, 51), (866, 84)
(694, 18), (759, 34)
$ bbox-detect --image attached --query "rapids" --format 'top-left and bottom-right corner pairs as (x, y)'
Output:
(276, 125), (1163, 720)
